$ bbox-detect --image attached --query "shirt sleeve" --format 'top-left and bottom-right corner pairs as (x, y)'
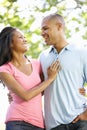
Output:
(37, 59), (43, 75)
(80, 48), (87, 82)
(0, 63), (13, 75)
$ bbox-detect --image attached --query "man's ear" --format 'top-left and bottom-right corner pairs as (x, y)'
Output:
(56, 23), (62, 30)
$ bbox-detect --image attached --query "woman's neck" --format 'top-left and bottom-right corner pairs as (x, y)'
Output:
(11, 54), (28, 66)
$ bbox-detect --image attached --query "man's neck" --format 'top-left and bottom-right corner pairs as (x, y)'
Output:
(54, 42), (69, 53)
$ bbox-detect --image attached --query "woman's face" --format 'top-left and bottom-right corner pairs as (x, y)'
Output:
(11, 30), (29, 53)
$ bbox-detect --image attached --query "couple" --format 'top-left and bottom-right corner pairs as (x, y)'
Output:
(0, 13), (87, 130)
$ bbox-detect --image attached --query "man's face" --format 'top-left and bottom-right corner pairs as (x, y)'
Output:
(41, 18), (59, 46)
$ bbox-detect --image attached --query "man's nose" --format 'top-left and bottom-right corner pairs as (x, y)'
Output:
(41, 30), (45, 37)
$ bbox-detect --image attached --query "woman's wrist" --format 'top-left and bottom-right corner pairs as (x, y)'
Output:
(47, 77), (54, 83)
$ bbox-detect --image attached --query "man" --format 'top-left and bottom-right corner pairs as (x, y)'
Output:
(39, 14), (87, 130)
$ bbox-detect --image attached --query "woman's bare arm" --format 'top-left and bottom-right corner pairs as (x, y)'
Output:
(0, 60), (61, 101)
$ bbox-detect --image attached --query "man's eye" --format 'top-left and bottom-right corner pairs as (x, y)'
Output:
(44, 28), (48, 30)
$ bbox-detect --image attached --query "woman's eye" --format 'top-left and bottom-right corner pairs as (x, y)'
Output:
(19, 36), (23, 38)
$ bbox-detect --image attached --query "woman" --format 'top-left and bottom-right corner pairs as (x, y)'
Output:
(0, 27), (60, 130)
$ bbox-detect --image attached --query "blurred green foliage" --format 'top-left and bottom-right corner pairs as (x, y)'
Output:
(0, 0), (87, 58)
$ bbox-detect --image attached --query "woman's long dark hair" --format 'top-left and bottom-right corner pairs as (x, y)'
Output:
(0, 26), (16, 66)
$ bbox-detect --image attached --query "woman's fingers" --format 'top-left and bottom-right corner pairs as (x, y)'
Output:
(50, 60), (61, 71)
(79, 88), (86, 96)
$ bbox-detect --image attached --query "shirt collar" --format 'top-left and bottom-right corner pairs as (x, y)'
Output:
(49, 44), (75, 53)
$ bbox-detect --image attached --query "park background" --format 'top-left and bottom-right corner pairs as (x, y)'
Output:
(0, 0), (87, 129)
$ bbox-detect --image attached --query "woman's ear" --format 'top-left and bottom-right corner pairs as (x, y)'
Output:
(10, 42), (13, 48)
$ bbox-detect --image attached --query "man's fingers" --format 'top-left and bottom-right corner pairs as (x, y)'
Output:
(72, 116), (80, 123)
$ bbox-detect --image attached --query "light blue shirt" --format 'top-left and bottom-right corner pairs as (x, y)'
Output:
(39, 44), (87, 130)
